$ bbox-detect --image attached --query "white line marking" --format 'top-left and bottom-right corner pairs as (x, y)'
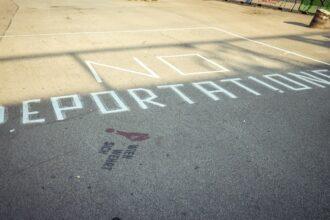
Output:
(157, 84), (195, 104)
(263, 74), (312, 91)
(51, 94), (83, 121)
(0, 106), (5, 124)
(211, 27), (330, 66)
(1, 26), (327, 66)
(91, 91), (130, 114)
(22, 99), (45, 124)
(248, 76), (284, 93)
(288, 71), (330, 88)
(192, 81), (237, 101)
(157, 53), (229, 75)
(312, 69), (330, 78)
(0, 26), (211, 38)
(85, 58), (159, 83)
(127, 88), (166, 109)
(221, 78), (261, 96)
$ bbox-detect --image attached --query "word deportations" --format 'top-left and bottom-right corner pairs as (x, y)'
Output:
(0, 69), (329, 126)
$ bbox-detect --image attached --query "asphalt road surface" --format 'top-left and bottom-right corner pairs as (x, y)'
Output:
(0, 0), (329, 219)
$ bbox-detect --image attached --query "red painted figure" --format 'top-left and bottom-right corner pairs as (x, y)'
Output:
(106, 128), (150, 141)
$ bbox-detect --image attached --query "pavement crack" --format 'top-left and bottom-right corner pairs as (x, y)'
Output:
(0, 0), (20, 43)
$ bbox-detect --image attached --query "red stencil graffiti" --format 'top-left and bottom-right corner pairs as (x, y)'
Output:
(106, 128), (150, 142)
